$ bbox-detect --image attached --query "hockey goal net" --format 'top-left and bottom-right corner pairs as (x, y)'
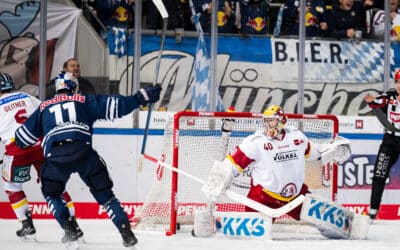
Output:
(132, 111), (339, 235)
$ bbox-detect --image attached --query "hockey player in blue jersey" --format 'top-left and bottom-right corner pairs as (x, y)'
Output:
(14, 71), (161, 247)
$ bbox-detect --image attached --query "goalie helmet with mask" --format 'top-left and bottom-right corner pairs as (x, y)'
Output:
(0, 72), (14, 93)
(263, 105), (287, 138)
(55, 71), (77, 94)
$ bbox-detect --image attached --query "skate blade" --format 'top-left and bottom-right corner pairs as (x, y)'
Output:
(19, 234), (37, 242)
(123, 240), (138, 249)
(78, 236), (87, 244)
(64, 240), (79, 250)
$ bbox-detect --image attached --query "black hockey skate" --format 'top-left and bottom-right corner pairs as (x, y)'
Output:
(368, 208), (378, 221)
(62, 217), (81, 250)
(69, 216), (85, 243)
(119, 223), (138, 247)
(62, 217), (80, 242)
(16, 211), (37, 242)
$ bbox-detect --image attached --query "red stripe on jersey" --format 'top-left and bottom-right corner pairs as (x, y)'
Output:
(293, 139), (304, 145)
(230, 147), (254, 169)
(369, 95), (387, 108)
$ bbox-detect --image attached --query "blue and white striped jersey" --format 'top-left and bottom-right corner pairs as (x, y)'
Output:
(15, 93), (142, 156)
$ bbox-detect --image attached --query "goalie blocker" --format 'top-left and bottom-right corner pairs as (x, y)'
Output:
(300, 194), (370, 239)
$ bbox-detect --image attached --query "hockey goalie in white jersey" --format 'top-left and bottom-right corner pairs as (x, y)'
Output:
(201, 105), (369, 239)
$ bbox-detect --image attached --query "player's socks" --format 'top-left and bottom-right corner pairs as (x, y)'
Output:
(368, 208), (378, 219)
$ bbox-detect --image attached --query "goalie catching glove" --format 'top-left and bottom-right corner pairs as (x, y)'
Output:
(201, 160), (235, 202)
(317, 136), (351, 165)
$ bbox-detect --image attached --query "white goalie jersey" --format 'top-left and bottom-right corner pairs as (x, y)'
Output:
(228, 126), (321, 198)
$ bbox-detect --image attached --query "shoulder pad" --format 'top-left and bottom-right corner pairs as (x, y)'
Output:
(246, 130), (264, 141)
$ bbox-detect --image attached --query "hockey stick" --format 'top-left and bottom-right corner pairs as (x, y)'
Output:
(138, 0), (169, 172)
(143, 154), (305, 218)
(205, 118), (233, 212)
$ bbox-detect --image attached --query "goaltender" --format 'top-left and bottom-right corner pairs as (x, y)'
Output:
(199, 105), (369, 239)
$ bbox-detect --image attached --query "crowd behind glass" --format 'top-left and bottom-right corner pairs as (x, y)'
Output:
(73, 0), (398, 41)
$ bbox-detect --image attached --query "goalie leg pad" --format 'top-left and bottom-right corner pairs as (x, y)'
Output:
(317, 214), (370, 240)
(300, 194), (367, 239)
(349, 214), (370, 239)
(213, 211), (272, 240)
(201, 160), (233, 201)
(193, 208), (215, 237)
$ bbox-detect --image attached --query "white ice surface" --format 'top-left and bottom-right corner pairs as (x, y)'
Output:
(0, 219), (398, 250)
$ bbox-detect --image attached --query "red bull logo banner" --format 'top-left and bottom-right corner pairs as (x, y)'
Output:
(246, 17), (266, 32)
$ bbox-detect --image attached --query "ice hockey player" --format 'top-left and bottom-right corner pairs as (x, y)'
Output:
(200, 105), (369, 239)
(0, 72), (83, 241)
(364, 68), (400, 219)
(14, 71), (161, 248)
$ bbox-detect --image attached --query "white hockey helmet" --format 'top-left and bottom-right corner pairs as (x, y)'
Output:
(55, 71), (77, 94)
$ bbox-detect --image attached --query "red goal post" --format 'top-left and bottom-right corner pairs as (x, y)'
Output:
(133, 111), (339, 235)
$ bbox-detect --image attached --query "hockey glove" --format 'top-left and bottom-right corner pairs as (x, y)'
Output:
(136, 85), (162, 106)
(201, 160), (234, 202)
(318, 136), (351, 164)
(221, 119), (235, 133)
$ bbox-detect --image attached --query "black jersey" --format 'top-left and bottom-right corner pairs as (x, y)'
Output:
(368, 91), (400, 134)
(327, 1), (369, 39)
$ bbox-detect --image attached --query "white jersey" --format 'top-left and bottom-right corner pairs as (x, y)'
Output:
(373, 10), (400, 41)
(228, 126), (320, 198)
(0, 92), (40, 148)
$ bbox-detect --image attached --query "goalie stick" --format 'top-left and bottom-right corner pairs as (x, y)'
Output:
(138, 0), (169, 172)
(192, 117), (234, 237)
(143, 154), (305, 218)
